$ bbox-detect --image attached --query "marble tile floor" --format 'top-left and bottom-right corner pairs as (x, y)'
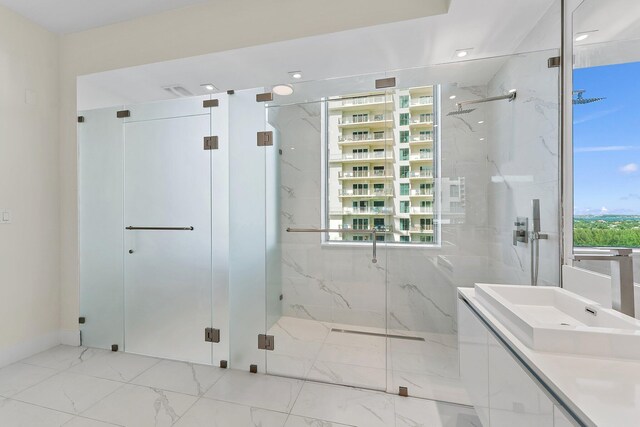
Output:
(0, 345), (480, 426)
(266, 316), (470, 405)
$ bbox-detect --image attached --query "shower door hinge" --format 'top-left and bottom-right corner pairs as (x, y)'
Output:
(257, 131), (273, 147)
(204, 136), (219, 150)
(77, 116), (85, 123)
(258, 334), (275, 351)
(256, 92), (273, 102)
(203, 99), (219, 108)
(547, 56), (560, 68)
(116, 110), (130, 118)
(205, 328), (220, 343)
(375, 77), (396, 89)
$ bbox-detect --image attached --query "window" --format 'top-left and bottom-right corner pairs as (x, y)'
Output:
(450, 184), (459, 198)
(400, 130), (409, 143)
(573, 61), (640, 247)
(326, 86), (439, 245)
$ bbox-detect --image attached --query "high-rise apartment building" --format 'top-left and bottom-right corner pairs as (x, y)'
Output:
(326, 86), (439, 243)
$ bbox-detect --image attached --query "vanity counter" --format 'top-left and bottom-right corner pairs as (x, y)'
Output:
(459, 287), (640, 427)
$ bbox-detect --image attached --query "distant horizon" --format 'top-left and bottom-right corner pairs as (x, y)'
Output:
(574, 61), (640, 217)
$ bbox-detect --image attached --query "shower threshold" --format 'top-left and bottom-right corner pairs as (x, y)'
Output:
(330, 328), (425, 341)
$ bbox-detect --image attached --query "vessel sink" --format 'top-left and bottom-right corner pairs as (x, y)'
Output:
(475, 283), (640, 359)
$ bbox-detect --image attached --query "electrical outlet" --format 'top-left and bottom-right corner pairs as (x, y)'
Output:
(0, 210), (12, 224)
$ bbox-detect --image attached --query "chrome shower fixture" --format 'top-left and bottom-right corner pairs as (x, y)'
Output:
(573, 89), (606, 104)
(447, 91), (517, 116)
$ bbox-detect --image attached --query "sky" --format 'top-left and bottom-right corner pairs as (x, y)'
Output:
(573, 61), (640, 216)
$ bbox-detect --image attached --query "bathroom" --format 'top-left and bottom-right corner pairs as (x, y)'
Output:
(0, 0), (639, 425)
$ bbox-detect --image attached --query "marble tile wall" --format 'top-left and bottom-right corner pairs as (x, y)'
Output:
(486, 50), (561, 287)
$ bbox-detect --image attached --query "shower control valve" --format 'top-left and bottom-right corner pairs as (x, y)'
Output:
(513, 216), (528, 246)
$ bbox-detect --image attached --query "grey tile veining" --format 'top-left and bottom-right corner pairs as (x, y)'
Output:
(130, 359), (227, 397)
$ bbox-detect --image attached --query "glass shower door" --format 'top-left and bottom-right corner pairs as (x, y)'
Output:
(123, 100), (213, 364)
(264, 94), (390, 391)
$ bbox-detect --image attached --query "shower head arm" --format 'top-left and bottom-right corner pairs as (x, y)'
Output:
(454, 91), (516, 110)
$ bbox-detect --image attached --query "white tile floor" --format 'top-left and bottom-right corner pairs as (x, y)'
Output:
(266, 317), (469, 405)
(0, 345), (480, 426)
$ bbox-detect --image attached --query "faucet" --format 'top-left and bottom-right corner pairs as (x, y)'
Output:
(572, 248), (635, 317)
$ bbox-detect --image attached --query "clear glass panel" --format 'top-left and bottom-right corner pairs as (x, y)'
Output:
(123, 99), (213, 364)
(573, 0), (640, 248)
(385, 52), (560, 402)
(79, 106), (125, 349)
(264, 77), (389, 390)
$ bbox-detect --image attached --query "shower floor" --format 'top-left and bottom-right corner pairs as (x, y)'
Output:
(266, 316), (470, 405)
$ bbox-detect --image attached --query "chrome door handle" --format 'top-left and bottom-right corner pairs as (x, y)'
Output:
(286, 227), (378, 263)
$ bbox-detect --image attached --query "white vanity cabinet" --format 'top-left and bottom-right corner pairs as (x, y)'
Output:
(458, 299), (580, 427)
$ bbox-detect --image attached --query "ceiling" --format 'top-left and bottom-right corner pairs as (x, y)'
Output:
(78, 0), (559, 110)
(0, 0), (211, 33)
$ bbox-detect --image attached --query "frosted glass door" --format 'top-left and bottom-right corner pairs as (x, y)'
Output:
(124, 112), (212, 364)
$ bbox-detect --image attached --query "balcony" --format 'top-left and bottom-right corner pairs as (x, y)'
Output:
(409, 153), (434, 162)
(330, 151), (393, 163)
(409, 170), (434, 180)
(338, 170), (393, 180)
(410, 135), (434, 145)
(410, 207), (434, 215)
(338, 188), (394, 198)
(409, 98), (434, 112)
(409, 116), (434, 128)
(409, 224), (434, 233)
(329, 95), (389, 110)
(409, 189), (434, 198)
(338, 115), (393, 128)
(338, 224), (394, 233)
(330, 207), (393, 216)
(338, 133), (393, 147)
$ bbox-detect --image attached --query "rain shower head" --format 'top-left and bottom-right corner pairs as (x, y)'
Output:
(573, 90), (605, 105)
(447, 108), (476, 116)
(446, 91), (516, 116)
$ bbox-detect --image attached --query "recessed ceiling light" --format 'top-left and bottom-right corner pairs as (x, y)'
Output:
(575, 34), (589, 41)
(453, 48), (473, 59)
(449, 95), (456, 100)
(456, 51), (468, 58)
(201, 83), (216, 91)
(289, 71), (303, 80)
(478, 120), (484, 124)
(273, 84), (294, 96)
(480, 138), (485, 141)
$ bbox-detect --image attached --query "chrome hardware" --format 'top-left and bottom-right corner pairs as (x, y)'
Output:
(257, 131), (273, 147)
(125, 226), (194, 231)
(205, 328), (220, 343)
(572, 248), (635, 317)
(513, 217), (528, 245)
(204, 136), (219, 150)
(258, 334), (275, 351)
(286, 227), (379, 263)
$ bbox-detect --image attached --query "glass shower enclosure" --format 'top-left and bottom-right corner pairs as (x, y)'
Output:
(78, 48), (560, 406)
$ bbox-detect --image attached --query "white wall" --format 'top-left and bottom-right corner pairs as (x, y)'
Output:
(58, 0), (449, 337)
(0, 5), (61, 366)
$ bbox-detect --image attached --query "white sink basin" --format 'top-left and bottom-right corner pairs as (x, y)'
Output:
(475, 283), (640, 359)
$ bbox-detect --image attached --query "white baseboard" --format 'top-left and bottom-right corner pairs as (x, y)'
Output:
(59, 329), (81, 346)
(0, 330), (61, 369)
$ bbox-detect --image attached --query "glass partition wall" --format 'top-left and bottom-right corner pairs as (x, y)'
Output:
(79, 50), (560, 405)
